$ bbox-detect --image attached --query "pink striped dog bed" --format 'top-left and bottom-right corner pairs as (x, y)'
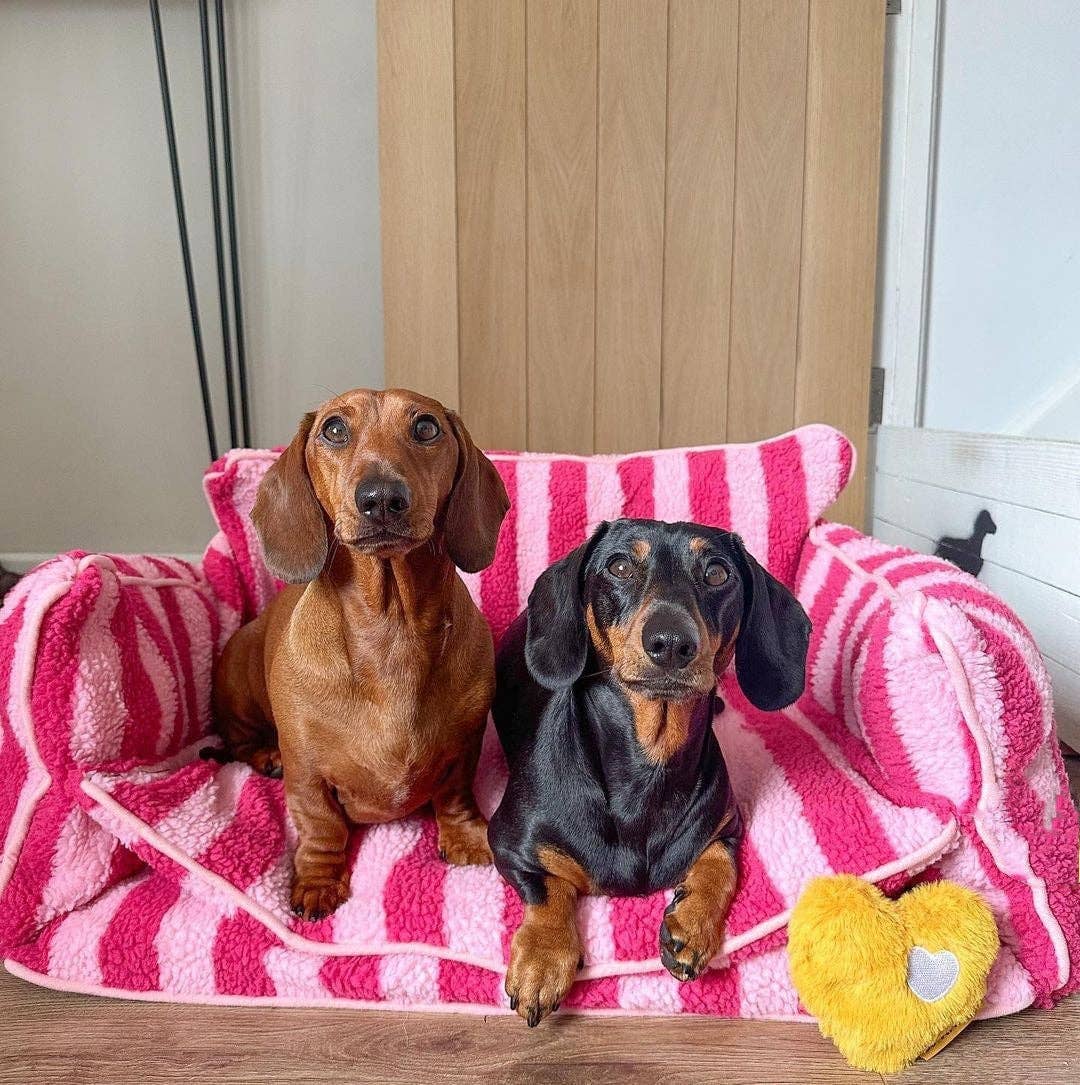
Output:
(1, 425), (1076, 1017)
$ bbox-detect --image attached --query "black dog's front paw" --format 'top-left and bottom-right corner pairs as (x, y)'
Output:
(505, 924), (581, 1026)
(659, 886), (725, 982)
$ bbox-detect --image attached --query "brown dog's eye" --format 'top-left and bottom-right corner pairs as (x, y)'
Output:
(320, 416), (349, 447)
(413, 414), (441, 443)
(704, 562), (729, 587)
(607, 556), (634, 580)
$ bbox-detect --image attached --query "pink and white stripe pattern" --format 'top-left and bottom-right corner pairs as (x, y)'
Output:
(200, 425), (853, 639)
(1, 426), (1076, 1018)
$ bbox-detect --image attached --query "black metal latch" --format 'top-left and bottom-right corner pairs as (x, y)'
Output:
(934, 510), (997, 578)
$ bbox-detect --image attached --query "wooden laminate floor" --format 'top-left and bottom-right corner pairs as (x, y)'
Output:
(2, 757), (1077, 1085)
(0, 969), (1076, 1085)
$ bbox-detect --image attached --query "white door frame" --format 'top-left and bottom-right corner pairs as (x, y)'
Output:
(876, 0), (941, 428)
(872, 0), (1080, 746)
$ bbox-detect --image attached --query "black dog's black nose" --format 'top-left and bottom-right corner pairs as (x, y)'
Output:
(642, 609), (699, 670)
(355, 475), (411, 526)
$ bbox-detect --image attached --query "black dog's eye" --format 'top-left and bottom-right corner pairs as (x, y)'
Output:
(412, 414), (441, 443)
(704, 562), (729, 587)
(607, 556), (634, 580)
(320, 416), (349, 447)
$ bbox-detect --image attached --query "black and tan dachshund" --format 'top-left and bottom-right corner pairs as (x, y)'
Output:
(489, 518), (811, 1025)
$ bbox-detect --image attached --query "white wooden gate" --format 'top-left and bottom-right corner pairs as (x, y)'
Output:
(872, 0), (1080, 748)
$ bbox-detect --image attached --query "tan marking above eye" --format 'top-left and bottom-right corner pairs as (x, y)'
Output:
(629, 539), (651, 561)
(689, 537), (708, 554)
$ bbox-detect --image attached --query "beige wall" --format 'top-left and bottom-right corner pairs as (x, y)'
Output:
(0, 0), (383, 564)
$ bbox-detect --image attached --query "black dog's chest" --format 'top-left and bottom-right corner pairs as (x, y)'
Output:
(574, 805), (711, 897)
(560, 769), (731, 896)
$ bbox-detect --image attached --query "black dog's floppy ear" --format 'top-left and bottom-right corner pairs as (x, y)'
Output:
(251, 412), (328, 583)
(730, 537), (811, 711)
(444, 411), (510, 573)
(525, 523), (609, 690)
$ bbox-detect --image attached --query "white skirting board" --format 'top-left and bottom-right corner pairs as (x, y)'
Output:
(2, 553), (67, 574)
(1, 553), (205, 574)
(873, 426), (1080, 750)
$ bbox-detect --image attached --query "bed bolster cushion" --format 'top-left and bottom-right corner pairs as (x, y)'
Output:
(0, 553), (238, 953)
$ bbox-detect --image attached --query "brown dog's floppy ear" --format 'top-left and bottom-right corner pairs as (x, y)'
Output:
(730, 536), (811, 711)
(525, 523), (609, 690)
(444, 411), (510, 573)
(251, 412), (328, 583)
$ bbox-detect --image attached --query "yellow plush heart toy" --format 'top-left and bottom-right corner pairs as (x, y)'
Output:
(788, 875), (1000, 1074)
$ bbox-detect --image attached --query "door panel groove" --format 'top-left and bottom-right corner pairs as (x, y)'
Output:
(378, 0), (885, 525)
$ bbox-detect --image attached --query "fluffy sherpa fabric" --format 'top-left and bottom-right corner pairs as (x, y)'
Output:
(789, 875), (1000, 1073)
(0, 425), (1076, 1018)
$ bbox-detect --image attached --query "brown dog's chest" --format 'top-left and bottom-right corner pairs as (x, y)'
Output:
(269, 582), (493, 823)
(314, 695), (465, 823)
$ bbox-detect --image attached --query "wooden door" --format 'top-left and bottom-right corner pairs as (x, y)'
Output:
(377, 0), (885, 526)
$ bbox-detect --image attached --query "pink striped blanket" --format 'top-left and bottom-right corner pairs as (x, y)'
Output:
(1, 425), (1076, 1017)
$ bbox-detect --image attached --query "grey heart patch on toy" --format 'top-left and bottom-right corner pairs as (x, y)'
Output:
(907, 946), (960, 1003)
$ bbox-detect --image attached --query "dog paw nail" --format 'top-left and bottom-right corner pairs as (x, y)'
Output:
(509, 996), (518, 1011)
(577, 955), (585, 970)
(527, 1007), (540, 1028)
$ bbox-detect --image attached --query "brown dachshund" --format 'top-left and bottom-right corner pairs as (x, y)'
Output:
(211, 388), (509, 920)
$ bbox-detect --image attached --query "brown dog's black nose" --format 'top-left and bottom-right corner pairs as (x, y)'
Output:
(356, 475), (411, 526)
(642, 608), (698, 671)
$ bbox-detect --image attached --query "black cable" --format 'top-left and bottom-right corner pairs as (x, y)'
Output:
(215, 0), (252, 447)
(150, 0), (218, 462)
(198, 0), (238, 449)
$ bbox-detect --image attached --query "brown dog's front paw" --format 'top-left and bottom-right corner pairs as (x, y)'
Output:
(290, 874), (349, 922)
(437, 817), (493, 866)
(659, 886), (725, 982)
(505, 925), (581, 1027)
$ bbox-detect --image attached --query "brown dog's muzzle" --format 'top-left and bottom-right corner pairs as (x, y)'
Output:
(331, 447), (435, 554)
